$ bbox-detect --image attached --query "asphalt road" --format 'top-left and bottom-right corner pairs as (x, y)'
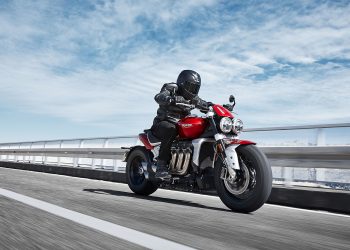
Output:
(0, 167), (349, 250)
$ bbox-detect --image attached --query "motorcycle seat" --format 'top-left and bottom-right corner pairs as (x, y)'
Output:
(144, 129), (161, 145)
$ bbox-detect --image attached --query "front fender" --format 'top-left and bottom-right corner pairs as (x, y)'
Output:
(227, 139), (256, 145)
(224, 141), (255, 171)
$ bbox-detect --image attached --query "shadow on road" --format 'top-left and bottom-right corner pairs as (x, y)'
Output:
(83, 188), (231, 212)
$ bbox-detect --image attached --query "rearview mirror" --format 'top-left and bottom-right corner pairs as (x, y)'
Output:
(229, 95), (235, 107)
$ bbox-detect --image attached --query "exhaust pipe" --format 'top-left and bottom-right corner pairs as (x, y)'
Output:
(182, 150), (191, 172)
(176, 151), (184, 172)
(169, 149), (178, 171)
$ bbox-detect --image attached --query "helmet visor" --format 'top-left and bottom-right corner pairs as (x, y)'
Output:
(184, 81), (200, 95)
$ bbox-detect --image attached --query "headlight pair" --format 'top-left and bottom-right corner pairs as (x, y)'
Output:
(219, 117), (243, 134)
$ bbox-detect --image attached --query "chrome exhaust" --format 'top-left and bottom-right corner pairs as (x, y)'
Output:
(176, 151), (184, 172)
(178, 150), (191, 175)
(169, 149), (177, 172)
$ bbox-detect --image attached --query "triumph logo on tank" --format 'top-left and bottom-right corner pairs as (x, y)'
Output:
(181, 123), (193, 128)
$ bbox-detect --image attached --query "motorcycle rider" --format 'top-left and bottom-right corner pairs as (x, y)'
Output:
(151, 70), (211, 178)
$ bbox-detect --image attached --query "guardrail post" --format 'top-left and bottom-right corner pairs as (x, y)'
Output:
(308, 168), (317, 182)
(73, 140), (83, 167)
(282, 167), (294, 187)
(6, 145), (10, 162)
(113, 159), (118, 172)
(314, 128), (326, 183)
(91, 154), (96, 169)
(43, 142), (47, 164)
(29, 142), (33, 163)
(316, 128), (325, 146)
(14, 143), (19, 162)
(57, 140), (63, 166)
(101, 139), (109, 170)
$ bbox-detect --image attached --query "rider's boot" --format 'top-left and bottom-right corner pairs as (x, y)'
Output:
(155, 160), (171, 179)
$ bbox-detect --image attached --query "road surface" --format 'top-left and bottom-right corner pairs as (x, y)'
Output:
(0, 167), (349, 249)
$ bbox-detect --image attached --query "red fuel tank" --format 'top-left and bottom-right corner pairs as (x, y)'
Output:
(177, 117), (208, 139)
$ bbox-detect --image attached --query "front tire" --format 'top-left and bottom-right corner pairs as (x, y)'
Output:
(126, 147), (158, 195)
(214, 145), (272, 213)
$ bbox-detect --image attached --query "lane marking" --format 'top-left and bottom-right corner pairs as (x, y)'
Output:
(264, 204), (350, 218)
(0, 188), (195, 250)
(1, 167), (349, 218)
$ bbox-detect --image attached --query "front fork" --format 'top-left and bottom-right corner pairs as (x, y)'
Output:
(209, 118), (240, 179)
(214, 136), (240, 180)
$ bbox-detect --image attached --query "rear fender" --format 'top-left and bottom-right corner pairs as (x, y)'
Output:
(138, 133), (154, 150)
(122, 146), (140, 162)
(122, 145), (154, 162)
(122, 134), (154, 162)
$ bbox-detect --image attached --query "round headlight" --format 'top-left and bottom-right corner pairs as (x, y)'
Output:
(219, 117), (233, 133)
(232, 118), (244, 134)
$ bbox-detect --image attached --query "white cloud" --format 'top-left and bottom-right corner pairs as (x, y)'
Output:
(0, 0), (349, 136)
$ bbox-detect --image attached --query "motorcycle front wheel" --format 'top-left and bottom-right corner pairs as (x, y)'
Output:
(214, 144), (272, 213)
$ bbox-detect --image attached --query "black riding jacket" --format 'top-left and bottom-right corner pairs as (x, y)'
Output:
(153, 83), (209, 124)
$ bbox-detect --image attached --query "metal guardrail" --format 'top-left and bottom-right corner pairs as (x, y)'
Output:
(244, 123), (350, 131)
(0, 135), (137, 146)
(0, 123), (349, 187)
(261, 146), (350, 169)
(0, 148), (127, 160)
(1, 146), (349, 169)
(1, 123), (349, 146)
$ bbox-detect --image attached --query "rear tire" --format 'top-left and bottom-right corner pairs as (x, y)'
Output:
(126, 147), (158, 195)
(214, 145), (272, 213)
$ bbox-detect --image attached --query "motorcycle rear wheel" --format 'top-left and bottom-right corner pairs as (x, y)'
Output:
(214, 144), (272, 213)
(126, 147), (158, 195)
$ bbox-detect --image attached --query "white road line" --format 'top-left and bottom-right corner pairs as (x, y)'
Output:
(0, 188), (195, 250)
(264, 204), (350, 218)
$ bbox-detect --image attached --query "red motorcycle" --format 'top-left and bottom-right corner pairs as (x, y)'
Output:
(124, 95), (272, 212)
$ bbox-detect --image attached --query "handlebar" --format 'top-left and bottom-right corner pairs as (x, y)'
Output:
(176, 101), (233, 113)
(175, 102), (195, 109)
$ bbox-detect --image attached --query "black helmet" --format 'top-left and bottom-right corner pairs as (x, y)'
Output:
(176, 70), (201, 100)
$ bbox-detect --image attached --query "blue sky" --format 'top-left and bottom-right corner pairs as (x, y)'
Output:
(0, 0), (350, 142)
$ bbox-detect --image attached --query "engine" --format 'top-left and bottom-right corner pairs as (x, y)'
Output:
(169, 141), (193, 175)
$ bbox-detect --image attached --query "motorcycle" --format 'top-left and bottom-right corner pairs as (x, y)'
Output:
(123, 95), (272, 213)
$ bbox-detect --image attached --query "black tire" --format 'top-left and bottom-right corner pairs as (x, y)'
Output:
(214, 144), (272, 213)
(126, 147), (158, 195)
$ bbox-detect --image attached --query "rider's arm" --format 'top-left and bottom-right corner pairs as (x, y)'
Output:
(154, 84), (174, 105)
